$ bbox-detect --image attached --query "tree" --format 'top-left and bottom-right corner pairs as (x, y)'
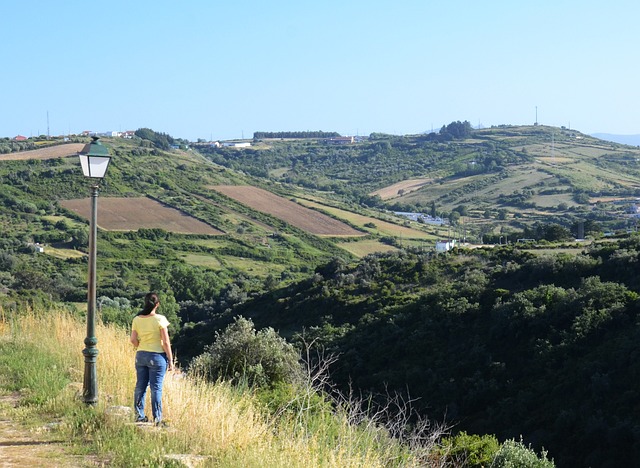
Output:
(454, 204), (469, 216)
(449, 211), (461, 226)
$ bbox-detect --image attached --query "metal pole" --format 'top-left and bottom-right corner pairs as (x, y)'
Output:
(83, 184), (99, 405)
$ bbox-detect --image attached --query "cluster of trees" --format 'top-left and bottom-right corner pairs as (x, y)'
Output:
(176, 236), (640, 467)
(423, 120), (474, 142)
(0, 139), (36, 154)
(253, 131), (340, 139)
(134, 128), (183, 150)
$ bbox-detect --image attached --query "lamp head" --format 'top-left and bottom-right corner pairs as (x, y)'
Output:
(78, 136), (112, 179)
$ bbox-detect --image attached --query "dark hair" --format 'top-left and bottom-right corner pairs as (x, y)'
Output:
(139, 292), (159, 316)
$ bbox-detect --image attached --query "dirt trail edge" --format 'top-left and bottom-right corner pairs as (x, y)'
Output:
(0, 393), (96, 468)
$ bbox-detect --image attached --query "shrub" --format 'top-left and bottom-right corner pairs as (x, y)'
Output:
(441, 431), (499, 467)
(189, 316), (304, 388)
(492, 438), (555, 467)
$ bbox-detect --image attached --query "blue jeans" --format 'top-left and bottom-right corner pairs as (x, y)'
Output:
(134, 351), (168, 423)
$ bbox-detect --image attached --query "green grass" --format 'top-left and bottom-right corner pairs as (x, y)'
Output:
(180, 252), (223, 268)
(0, 340), (70, 405)
(219, 255), (289, 277)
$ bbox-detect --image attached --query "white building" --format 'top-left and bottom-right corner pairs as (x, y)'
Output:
(435, 239), (456, 253)
(222, 142), (251, 148)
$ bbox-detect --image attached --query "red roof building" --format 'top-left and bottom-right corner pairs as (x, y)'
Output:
(13, 135), (27, 141)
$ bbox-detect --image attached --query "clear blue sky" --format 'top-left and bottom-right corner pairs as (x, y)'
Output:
(2, 1), (639, 141)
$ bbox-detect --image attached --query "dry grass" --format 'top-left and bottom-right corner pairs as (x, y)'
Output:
(337, 239), (398, 257)
(370, 178), (432, 200)
(1, 308), (416, 467)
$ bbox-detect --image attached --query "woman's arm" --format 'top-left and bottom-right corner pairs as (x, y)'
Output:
(159, 327), (174, 371)
(130, 329), (139, 347)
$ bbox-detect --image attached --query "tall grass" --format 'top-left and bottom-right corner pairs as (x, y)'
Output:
(0, 305), (439, 467)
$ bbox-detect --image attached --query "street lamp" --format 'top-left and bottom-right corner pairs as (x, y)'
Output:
(78, 136), (112, 405)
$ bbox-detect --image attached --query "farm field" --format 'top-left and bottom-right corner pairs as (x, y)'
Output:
(60, 197), (224, 235)
(43, 245), (86, 259)
(336, 239), (398, 257)
(180, 253), (223, 269)
(0, 143), (84, 160)
(297, 199), (437, 240)
(210, 185), (364, 237)
(370, 178), (432, 200)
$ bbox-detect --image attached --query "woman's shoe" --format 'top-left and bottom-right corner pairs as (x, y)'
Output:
(135, 416), (149, 423)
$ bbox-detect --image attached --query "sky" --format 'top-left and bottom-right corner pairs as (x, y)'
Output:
(2, 0), (639, 141)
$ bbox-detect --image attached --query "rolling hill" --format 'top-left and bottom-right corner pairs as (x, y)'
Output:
(2, 125), (640, 466)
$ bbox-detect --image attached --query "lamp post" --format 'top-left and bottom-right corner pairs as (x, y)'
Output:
(78, 136), (112, 405)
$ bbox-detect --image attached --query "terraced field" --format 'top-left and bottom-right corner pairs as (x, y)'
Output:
(60, 197), (223, 234)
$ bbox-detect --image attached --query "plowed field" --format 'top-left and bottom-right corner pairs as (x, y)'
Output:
(211, 185), (364, 236)
(0, 143), (85, 160)
(60, 197), (223, 235)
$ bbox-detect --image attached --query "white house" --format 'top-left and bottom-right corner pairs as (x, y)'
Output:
(435, 239), (456, 253)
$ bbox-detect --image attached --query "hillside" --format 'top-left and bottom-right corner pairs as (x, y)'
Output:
(0, 134), (447, 307)
(2, 126), (640, 466)
(199, 124), (640, 242)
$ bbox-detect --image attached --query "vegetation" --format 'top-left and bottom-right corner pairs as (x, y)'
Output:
(1, 305), (557, 466)
(180, 235), (640, 467)
(189, 316), (304, 388)
(198, 124), (640, 237)
(3, 124), (640, 466)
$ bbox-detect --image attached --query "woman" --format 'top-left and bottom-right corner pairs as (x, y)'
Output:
(130, 292), (174, 425)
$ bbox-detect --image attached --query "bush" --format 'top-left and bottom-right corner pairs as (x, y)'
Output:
(441, 431), (499, 467)
(189, 316), (304, 388)
(492, 438), (554, 467)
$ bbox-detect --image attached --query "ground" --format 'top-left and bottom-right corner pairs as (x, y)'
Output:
(0, 392), (99, 467)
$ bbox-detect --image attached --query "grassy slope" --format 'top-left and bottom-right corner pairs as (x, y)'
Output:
(0, 307), (433, 467)
(396, 126), (640, 214)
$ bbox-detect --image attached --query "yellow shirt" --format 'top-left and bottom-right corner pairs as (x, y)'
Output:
(132, 314), (170, 353)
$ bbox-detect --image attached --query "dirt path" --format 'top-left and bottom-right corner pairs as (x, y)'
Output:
(0, 393), (95, 467)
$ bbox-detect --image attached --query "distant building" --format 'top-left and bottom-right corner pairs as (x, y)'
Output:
(436, 239), (456, 253)
(394, 211), (447, 225)
(222, 142), (251, 148)
(322, 136), (355, 145)
(27, 242), (45, 253)
(13, 135), (27, 141)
